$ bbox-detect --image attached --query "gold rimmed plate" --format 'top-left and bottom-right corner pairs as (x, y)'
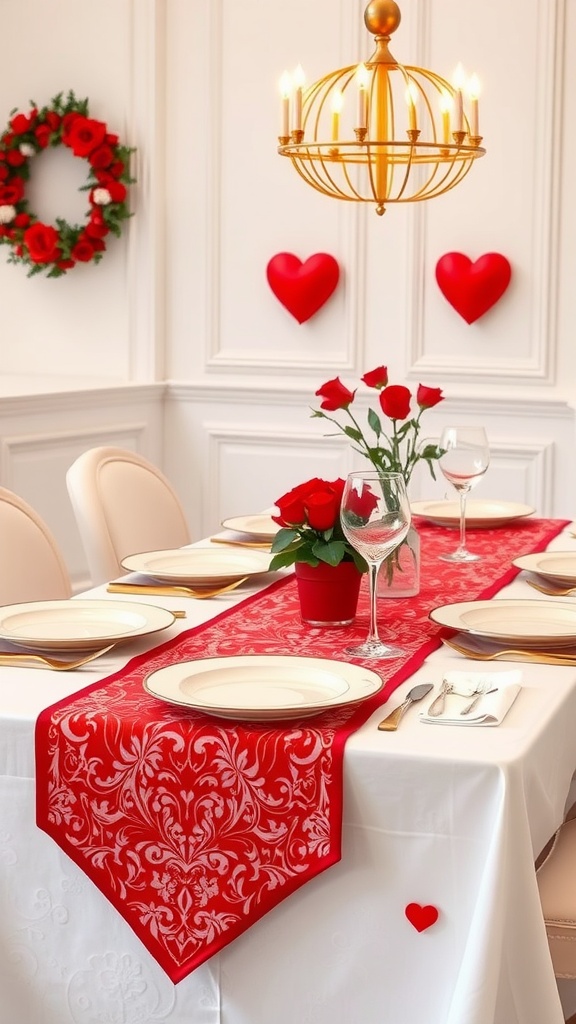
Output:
(0, 599), (176, 652)
(220, 514), (279, 541)
(411, 500), (535, 529)
(121, 547), (272, 585)
(143, 655), (383, 721)
(513, 552), (576, 587)
(430, 599), (576, 648)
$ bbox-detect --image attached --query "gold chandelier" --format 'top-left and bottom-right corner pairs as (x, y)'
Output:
(277, 0), (486, 216)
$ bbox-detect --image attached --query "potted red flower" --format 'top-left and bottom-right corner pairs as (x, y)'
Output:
(269, 477), (372, 627)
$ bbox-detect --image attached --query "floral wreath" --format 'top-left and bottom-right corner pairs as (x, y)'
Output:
(0, 90), (135, 278)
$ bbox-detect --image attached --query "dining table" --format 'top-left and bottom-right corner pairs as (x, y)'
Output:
(2, 514), (576, 1024)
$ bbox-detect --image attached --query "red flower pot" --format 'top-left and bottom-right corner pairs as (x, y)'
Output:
(294, 561), (363, 627)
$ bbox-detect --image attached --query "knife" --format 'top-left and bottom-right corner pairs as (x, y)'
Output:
(377, 683), (433, 731)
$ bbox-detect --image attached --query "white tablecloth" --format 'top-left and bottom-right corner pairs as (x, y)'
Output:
(2, 529), (576, 1024)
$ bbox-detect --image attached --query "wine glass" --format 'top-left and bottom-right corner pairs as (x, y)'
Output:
(340, 471), (411, 659)
(438, 426), (490, 563)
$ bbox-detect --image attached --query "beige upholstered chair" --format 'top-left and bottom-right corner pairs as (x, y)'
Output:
(537, 806), (576, 1024)
(66, 446), (191, 586)
(0, 486), (72, 604)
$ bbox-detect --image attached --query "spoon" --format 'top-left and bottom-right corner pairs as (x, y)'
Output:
(377, 683), (433, 731)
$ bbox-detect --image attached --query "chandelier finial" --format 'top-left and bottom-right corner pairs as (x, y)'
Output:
(364, 1), (401, 38)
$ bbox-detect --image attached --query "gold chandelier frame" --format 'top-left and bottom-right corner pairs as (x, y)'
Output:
(278, 0), (486, 215)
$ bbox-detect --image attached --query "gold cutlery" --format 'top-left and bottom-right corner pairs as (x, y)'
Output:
(107, 578), (249, 600)
(442, 637), (576, 665)
(0, 643), (116, 671)
(527, 579), (576, 597)
(209, 537), (272, 549)
(377, 683), (433, 731)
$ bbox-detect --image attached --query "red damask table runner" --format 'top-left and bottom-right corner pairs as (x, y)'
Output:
(35, 518), (568, 981)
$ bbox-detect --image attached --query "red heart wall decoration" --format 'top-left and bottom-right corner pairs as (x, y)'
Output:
(405, 903), (439, 932)
(266, 252), (340, 324)
(435, 252), (512, 324)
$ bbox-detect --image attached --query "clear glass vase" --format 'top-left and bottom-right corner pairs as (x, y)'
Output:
(377, 523), (420, 598)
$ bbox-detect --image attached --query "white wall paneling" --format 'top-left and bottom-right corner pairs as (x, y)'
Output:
(127, 0), (168, 383)
(413, 0), (566, 386)
(1, 0), (576, 588)
(0, 386), (164, 588)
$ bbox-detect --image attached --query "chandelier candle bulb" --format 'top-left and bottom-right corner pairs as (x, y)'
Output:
(439, 92), (452, 145)
(406, 81), (418, 131)
(468, 73), (480, 137)
(452, 63), (465, 133)
(356, 63), (369, 129)
(280, 71), (292, 138)
(331, 90), (344, 141)
(293, 64), (305, 132)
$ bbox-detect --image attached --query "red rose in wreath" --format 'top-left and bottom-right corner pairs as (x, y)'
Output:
(0, 89), (136, 277)
(24, 223), (61, 264)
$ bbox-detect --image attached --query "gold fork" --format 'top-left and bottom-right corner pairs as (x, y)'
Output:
(0, 643), (117, 671)
(107, 577), (250, 600)
(209, 537), (272, 549)
(442, 637), (576, 665)
(527, 579), (576, 597)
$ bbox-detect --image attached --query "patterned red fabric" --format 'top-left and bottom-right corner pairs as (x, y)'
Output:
(35, 519), (568, 981)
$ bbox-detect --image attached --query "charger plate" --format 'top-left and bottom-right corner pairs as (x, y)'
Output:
(513, 552), (576, 586)
(220, 514), (278, 540)
(0, 599), (175, 652)
(143, 655), (383, 721)
(121, 547), (272, 585)
(411, 500), (535, 529)
(429, 599), (576, 648)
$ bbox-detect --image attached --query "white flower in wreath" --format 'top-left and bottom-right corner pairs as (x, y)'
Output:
(0, 204), (16, 224)
(92, 187), (112, 206)
(19, 142), (36, 157)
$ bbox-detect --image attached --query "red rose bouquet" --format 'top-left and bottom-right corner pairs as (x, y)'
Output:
(313, 368), (445, 486)
(269, 476), (374, 571)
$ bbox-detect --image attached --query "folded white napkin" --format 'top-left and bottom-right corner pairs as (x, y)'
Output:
(419, 668), (522, 727)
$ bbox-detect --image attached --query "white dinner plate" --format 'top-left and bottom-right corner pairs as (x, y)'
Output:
(411, 500), (535, 529)
(121, 547), (272, 584)
(220, 514), (279, 541)
(143, 655), (383, 721)
(429, 599), (576, 648)
(513, 552), (576, 586)
(0, 599), (176, 652)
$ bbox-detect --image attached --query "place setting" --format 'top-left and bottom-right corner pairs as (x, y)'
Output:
(143, 654), (384, 721)
(430, 598), (576, 664)
(512, 551), (576, 597)
(411, 499), (535, 530)
(209, 513), (279, 549)
(0, 598), (178, 669)
(106, 546), (275, 599)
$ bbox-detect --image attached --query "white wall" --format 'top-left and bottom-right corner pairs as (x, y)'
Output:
(0, 0), (574, 585)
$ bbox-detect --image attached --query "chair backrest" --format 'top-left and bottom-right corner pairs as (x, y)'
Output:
(537, 808), (576, 989)
(66, 446), (191, 586)
(0, 486), (72, 604)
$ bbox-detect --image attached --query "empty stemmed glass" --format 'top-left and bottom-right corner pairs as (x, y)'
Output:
(340, 471), (411, 659)
(438, 426), (490, 563)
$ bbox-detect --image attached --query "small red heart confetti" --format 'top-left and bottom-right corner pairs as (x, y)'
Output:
(405, 903), (439, 932)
